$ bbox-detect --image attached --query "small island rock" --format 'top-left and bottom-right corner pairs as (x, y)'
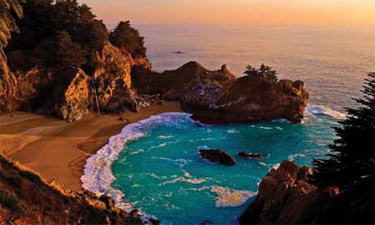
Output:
(198, 149), (236, 166)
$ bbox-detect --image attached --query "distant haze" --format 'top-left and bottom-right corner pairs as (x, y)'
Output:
(80, 0), (375, 26)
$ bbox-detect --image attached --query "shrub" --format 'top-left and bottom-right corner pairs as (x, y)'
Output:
(0, 190), (22, 216)
(244, 64), (278, 83)
(109, 21), (146, 57)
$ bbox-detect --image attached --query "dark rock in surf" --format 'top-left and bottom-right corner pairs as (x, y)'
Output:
(149, 217), (161, 225)
(198, 149), (236, 166)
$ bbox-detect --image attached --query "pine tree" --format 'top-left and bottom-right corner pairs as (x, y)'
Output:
(311, 72), (375, 190)
(244, 64), (278, 82)
(109, 21), (146, 57)
(56, 30), (86, 68)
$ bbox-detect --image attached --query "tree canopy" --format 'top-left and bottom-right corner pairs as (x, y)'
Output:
(5, 0), (108, 73)
(244, 64), (278, 82)
(312, 73), (375, 190)
(109, 21), (146, 58)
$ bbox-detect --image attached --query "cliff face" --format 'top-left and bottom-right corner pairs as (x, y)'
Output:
(92, 43), (139, 113)
(0, 155), (141, 225)
(0, 42), (149, 122)
(132, 62), (309, 124)
(239, 161), (374, 225)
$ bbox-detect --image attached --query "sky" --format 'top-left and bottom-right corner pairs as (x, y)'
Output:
(80, 0), (375, 26)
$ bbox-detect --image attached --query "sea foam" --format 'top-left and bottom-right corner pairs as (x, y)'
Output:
(81, 112), (192, 210)
(305, 105), (346, 119)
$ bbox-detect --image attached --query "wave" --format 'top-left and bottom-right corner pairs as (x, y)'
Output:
(162, 177), (207, 185)
(158, 135), (174, 139)
(210, 186), (256, 207)
(288, 153), (306, 161)
(305, 105), (346, 119)
(81, 112), (192, 211)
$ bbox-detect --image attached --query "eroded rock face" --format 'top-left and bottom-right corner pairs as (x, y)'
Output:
(132, 62), (309, 124)
(198, 149), (236, 166)
(132, 61), (236, 99)
(239, 161), (326, 224)
(93, 43), (138, 113)
(0, 42), (146, 122)
(187, 77), (309, 124)
(239, 160), (375, 225)
(53, 68), (91, 122)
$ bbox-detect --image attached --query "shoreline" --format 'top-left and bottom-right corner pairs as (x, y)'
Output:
(0, 101), (182, 191)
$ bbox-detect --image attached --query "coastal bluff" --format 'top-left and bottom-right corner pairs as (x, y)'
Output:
(0, 155), (142, 224)
(133, 61), (309, 124)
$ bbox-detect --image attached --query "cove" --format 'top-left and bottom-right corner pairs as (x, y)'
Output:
(83, 105), (343, 225)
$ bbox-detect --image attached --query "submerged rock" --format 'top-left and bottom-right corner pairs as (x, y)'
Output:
(198, 149), (236, 166)
(238, 152), (264, 159)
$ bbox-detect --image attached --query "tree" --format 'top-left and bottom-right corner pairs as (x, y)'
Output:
(244, 64), (278, 82)
(56, 31), (86, 67)
(311, 73), (375, 190)
(78, 4), (96, 22)
(109, 21), (146, 57)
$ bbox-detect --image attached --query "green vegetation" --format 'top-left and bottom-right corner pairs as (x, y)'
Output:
(5, 0), (144, 74)
(312, 72), (374, 189)
(110, 21), (146, 58)
(56, 30), (87, 67)
(311, 73), (375, 223)
(244, 64), (278, 82)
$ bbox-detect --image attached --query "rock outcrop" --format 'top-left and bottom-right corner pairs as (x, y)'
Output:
(238, 160), (375, 225)
(198, 149), (236, 166)
(185, 77), (309, 124)
(239, 161), (321, 224)
(132, 62), (309, 124)
(0, 42), (148, 122)
(92, 43), (138, 113)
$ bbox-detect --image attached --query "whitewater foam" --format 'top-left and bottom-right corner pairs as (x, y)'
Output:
(81, 112), (192, 210)
(306, 105), (346, 119)
(210, 186), (256, 208)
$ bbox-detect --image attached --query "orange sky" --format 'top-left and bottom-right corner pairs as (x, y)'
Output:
(81, 0), (375, 26)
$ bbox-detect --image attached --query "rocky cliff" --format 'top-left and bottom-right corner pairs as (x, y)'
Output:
(239, 161), (374, 224)
(0, 42), (150, 122)
(132, 62), (309, 123)
(0, 155), (142, 224)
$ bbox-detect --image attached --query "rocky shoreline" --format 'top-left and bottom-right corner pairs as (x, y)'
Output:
(1, 40), (309, 125)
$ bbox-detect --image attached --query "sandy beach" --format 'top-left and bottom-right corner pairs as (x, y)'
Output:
(0, 101), (182, 191)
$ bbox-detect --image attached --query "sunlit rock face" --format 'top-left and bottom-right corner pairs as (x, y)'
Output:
(0, 0), (23, 112)
(93, 43), (139, 113)
(239, 160), (319, 224)
(0, 42), (149, 122)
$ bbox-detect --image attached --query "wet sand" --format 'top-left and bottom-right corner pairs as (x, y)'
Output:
(0, 102), (182, 191)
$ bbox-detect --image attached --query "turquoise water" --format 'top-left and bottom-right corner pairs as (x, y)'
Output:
(84, 23), (371, 225)
(110, 110), (341, 225)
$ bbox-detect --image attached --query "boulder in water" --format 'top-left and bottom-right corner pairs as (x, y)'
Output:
(198, 149), (236, 166)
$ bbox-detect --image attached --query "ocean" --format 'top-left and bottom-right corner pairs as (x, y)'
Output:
(82, 24), (374, 224)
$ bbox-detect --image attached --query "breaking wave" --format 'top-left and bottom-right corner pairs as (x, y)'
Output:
(305, 105), (346, 119)
(81, 112), (192, 210)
